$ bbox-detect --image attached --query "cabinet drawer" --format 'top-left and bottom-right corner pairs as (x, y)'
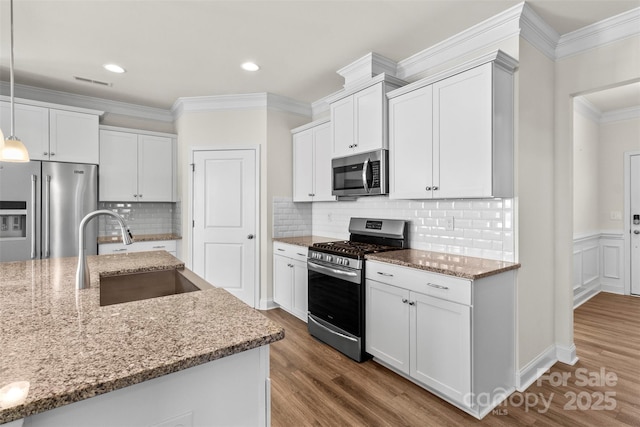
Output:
(273, 242), (308, 263)
(366, 261), (471, 305)
(99, 240), (177, 255)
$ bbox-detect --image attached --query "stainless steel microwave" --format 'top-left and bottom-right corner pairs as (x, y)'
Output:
(332, 149), (388, 197)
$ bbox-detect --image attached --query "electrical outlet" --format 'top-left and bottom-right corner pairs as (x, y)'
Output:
(610, 211), (622, 220)
(327, 213), (333, 222)
(446, 216), (455, 231)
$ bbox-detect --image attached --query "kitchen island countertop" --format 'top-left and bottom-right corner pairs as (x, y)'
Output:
(366, 248), (520, 280)
(0, 252), (284, 424)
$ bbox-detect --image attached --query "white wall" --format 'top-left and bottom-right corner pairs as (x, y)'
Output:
(573, 109), (600, 235)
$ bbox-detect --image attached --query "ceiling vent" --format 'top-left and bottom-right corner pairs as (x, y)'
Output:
(73, 76), (112, 87)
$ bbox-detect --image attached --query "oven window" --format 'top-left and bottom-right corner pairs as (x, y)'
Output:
(308, 269), (362, 336)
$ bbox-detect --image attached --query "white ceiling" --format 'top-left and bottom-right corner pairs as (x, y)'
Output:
(0, 0), (639, 111)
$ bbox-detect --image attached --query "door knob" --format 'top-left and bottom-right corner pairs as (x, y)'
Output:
(247, 234), (255, 239)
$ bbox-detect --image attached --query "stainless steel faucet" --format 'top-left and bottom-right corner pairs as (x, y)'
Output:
(76, 210), (133, 290)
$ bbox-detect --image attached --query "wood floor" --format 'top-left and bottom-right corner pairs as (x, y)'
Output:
(263, 292), (640, 426)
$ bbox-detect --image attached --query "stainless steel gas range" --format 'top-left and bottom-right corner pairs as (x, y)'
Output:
(307, 218), (407, 362)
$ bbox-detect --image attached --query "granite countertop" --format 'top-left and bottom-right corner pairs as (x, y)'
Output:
(97, 233), (182, 244)
(366, 249), (521, 280)
(273, 235), (338, 248)
(0, 252), (284, 424)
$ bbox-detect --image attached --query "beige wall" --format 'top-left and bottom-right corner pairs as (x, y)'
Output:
(516, 39), (557, 368)
(554, 35), (640, 355)
(599, 117), (640, 231)
(573, 110), (600, 234)
(174, 106), (308, 305)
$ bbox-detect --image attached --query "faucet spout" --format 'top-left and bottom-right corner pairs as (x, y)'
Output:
(76, 210), (133, 290)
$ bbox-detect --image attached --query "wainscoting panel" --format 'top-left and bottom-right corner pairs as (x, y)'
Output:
(600, 233), (625, 294)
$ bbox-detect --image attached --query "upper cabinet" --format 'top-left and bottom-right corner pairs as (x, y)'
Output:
(99, 127), (176, 202)
(292, 120), (335, 202)
(388, 51), (517, 200)
(328, 75), (405, 158)
(0, 100), (101, 164)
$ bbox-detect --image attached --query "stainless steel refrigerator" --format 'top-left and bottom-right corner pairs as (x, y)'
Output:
(0, 161), (98, 262)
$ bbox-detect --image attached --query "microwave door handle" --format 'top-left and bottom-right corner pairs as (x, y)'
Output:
(30, 174), (38, 259)
(362, 158), (370, 193)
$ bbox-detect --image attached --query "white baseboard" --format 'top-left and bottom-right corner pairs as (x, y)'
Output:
(574, 286), (601, 309)
(258, 298), (278, 311)
(516, 345), (557, 392)
(556, 343), (578, 365)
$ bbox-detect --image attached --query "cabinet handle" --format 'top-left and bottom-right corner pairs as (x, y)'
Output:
(297, 253), (306, 257)
(277, 248), (285, 252)
(401, 298), (408, 304)
(113, 248), (128, 252)
(427, 282), (449, 290)
(426, 186), (432, 191)
(152, 245), (166, 249)
(287, 263), (294, 268)
(377, 271), (394, 277)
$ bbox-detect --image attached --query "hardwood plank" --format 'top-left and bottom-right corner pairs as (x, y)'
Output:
(264, 292), (640, 426)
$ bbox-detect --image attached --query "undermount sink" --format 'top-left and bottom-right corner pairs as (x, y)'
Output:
(100, 268), (212, 306)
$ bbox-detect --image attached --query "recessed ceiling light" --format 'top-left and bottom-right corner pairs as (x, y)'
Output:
(241, 62), (260, 72)
(103, 63), (126, 73)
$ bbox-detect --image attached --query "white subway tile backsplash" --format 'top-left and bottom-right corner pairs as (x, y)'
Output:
(272, 197), (312, 238)
(98, 201), (180, 237)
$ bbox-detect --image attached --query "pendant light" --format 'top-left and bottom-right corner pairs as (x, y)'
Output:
(1, 0), (30, 162)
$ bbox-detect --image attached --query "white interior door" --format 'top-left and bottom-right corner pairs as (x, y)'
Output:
(631, 154), (640, 295)
(192, 149), (258, 307)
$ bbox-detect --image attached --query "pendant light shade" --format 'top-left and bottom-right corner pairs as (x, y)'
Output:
(1, 0), (30, 163)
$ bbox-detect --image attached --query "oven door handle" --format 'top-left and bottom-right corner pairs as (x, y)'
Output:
(308, 315), (358, 343)
(308, 260), (361, 283)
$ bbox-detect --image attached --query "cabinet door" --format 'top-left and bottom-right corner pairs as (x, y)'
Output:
(433, 63), (493, 198)
(99, 130), (138, 201)
(291, 258), (308, 321)
(50, 109), (99, 164)
(312, 123), (335, 201)
(411, 291), (471, 404)
(353, 83), (385, 154)
(292, 130), (314, 202)
(331, 96), (355, 158)
(365, 279), (411, 374)
(389, 86), (433, 199)
(138, 135), (173, 202)
(0, 102), (49, 161)
(273, 255), (293, 310)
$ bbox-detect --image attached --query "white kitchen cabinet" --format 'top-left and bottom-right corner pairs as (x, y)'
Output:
(99, 239), (177, 257)
(292, 120), (335, 202)
(99, 127), (175, 202)
(365, 260), (515, 419)
(388, 51), (516, 199)
(0, 102), (100, 164)
(0, 102), (49, 161)
(273, 242), (308, 321)
(329, 75), (405, 158)
(49, 109), (99, 164)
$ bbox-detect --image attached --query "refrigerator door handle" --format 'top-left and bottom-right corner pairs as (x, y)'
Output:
(30, 174), (38, 259)
(43, 175), (51, 258)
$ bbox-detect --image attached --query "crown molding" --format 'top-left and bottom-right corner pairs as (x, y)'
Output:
(171, 93), (311, 119)
(556, 7), (640, 60)
(395, 2), (523, 82)
(337, 52), (398, 88)
(0, 82), (172, 122)
(574, 96), (640, 124)
(519, 2), (559, 60)
(573, 97), (601, 123)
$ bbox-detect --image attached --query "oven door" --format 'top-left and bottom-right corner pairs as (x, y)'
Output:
(307, 259), (362, 337)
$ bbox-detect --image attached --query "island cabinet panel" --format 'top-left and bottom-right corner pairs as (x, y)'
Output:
(292, 120), (335, 202)
(273, 242), (309, 321)
(388, 58), (514, 200)
(20, 346), (271, 427)
(99, 128), (175, 202)
(365, 260), (515, 420)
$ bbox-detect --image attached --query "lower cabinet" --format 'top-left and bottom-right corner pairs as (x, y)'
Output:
(98, 240), (177, 257)
(273, 242), (308, 321)
(366, 260), (514, 419)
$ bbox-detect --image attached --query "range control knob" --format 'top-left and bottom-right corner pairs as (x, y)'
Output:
(343, 259), (350, 267)
(326, 255), (333, 262)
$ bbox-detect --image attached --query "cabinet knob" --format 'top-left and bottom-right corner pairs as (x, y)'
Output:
(139, 194), (142, 198)
(50, 152), (55, 156)
(634, 230), (640, 235)
(353, 144), (358, 148)
(426, 186), (432, 191)
(308, 193), (314, 197)
(133, 194), (138, 198)
(401, 298), (408, 304)
(44, 152), (48, 155)
(348, 144), (353, 148)
(408, 301), (416, 306)
(432, 186), (439, 191)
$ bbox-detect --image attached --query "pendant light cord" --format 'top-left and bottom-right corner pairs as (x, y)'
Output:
(9, 0), (16, 137)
